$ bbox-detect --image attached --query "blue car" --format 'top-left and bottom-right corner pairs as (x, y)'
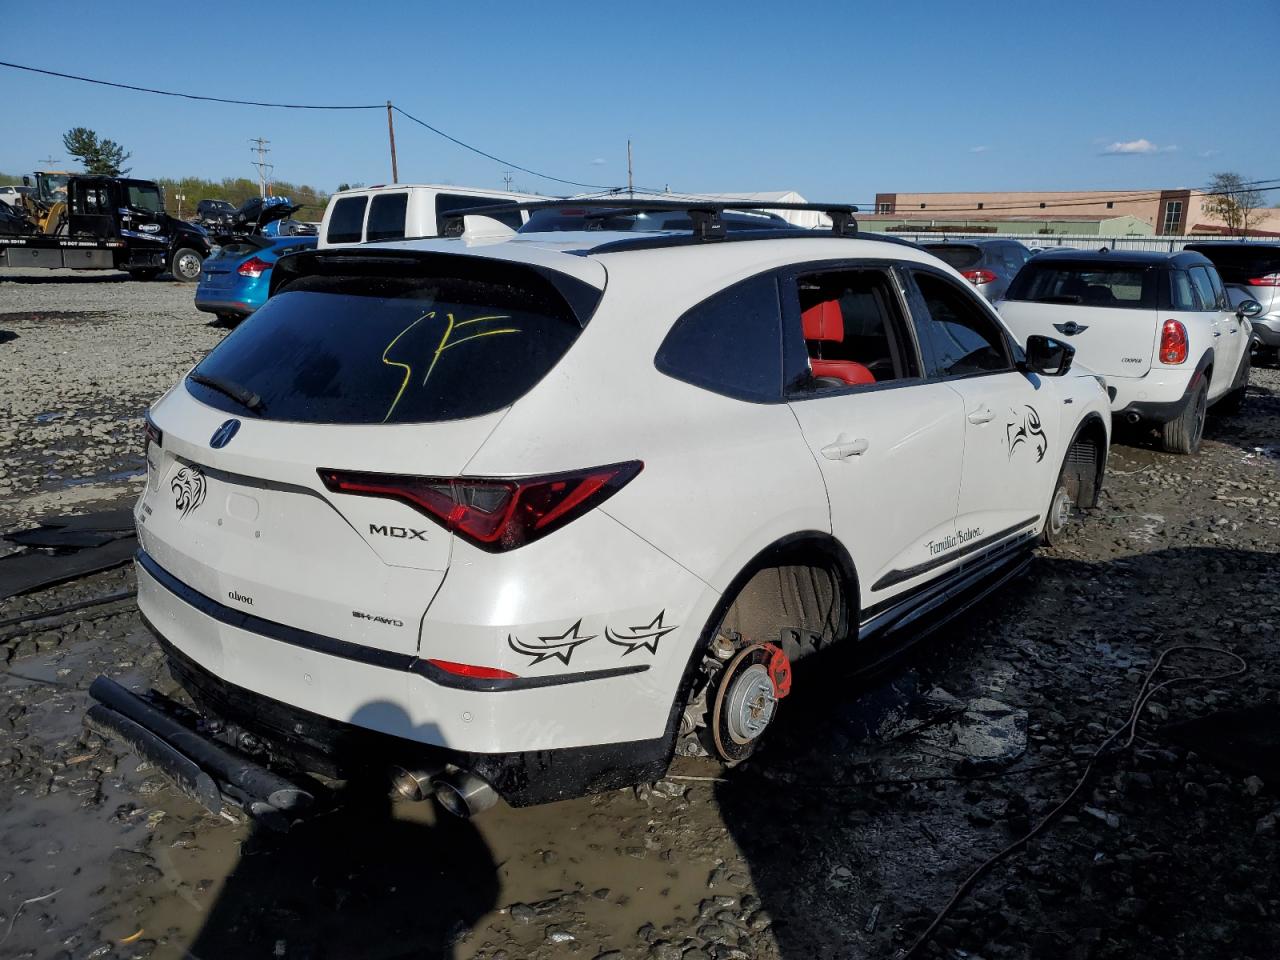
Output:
(194, 234), (316, 325)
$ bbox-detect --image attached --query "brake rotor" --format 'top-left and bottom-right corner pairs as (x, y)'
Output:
(711, 642), (791, 762)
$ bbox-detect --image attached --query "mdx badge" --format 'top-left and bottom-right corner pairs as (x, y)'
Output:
(210, 418), (241, 449)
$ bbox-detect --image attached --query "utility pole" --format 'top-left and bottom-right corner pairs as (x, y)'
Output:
(386, 102), (399, 184)
(626, 139), (634, 198)
(249, 138), (273, 198)
(503, 171), (513, 191)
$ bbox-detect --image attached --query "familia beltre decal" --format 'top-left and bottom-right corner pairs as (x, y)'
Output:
(1006, 405), (1047, 462)
(507, 619), (596, 666)
(606, 611), (678, 656)
(171, 465), (207, 518)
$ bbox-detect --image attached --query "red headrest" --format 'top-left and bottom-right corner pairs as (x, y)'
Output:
(802, 300), (844, 342)
(812, 359), (876, 387)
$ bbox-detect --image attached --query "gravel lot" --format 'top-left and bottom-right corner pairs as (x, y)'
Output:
(1, 270), (1278, 960)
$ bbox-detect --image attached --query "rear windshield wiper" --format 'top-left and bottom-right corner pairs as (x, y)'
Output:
(188, 371), (265, 413)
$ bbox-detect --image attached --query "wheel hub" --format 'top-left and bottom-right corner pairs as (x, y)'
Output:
(725, 664), (776, 742)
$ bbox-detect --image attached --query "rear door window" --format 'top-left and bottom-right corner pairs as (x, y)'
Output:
(1170, 270), (1199, 310)
(366, 192), (408, 241)
(187, 261), (595, 424)
(1188, 267), (1217, 312)
(326, 196), (368, 244)
(1206, 266), (1228, 309)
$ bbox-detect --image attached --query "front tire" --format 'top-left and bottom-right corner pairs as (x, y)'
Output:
(1041, 474), (1073, 547)
(169, 247), (203, 283)
(1160, 379), (1208, 455)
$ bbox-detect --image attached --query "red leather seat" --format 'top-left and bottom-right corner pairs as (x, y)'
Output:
(801, 300), (876, 387)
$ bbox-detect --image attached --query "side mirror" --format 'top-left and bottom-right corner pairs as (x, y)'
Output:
(1025, 334), (1075, 376)
(1237, 299), (1263, 319)
(22, 175), (30, 186)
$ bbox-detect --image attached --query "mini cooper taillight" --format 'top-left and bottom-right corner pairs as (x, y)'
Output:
(962, 268), (998, 285)
(1159, 319), (1189, 364)
(237, 256), (271, 278)
(318, 461), (643, 552)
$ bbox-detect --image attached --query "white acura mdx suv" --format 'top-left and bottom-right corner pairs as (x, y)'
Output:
(91, 201), (1111, 819)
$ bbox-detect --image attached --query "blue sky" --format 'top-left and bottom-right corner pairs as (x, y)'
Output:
(2, 0), (1276, 203)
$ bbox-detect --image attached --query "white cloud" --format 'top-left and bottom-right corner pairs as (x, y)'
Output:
(1100, 138), (1177, 156)
(590, 157), (607, 166)
(969, 145), (991, 153)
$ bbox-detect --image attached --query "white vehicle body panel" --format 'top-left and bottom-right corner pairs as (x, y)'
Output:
(133, 227), (1112, 797)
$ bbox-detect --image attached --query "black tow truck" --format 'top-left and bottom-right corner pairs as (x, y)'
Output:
(0, 172), (211, 282)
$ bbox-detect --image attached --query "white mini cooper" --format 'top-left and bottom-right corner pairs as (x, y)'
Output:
(92, 201), (1111, 819)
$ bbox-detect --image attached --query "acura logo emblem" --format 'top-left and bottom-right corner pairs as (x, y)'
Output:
(1053, 321), (1089, 337)
(210, 418), (241, 449)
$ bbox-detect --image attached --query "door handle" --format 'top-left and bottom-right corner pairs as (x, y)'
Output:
(821, 437), (870, 460)
(1213, 331), (1222, 337)
(967, 406), (995, 424)
(1229, 327), (1239, 334)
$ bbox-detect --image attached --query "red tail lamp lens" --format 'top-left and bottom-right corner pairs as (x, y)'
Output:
(1159, 319), (1188, 364)
(237, 256), (271, 278)
(318, 461), (643, 552)
(962, 269), (998, 285)
(1247, 273), (1280, 287)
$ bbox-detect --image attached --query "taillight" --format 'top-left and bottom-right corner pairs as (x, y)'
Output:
(962, 269), (998, 285)
(1247, 273), (1280, 287)
(143, 414), (162, 452)
(237, 256), (271, 278)
(318, 461), (643, 552)
(1159, 319), (1188, 364)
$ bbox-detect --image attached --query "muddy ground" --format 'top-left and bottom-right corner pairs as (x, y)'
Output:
(1, 269), (1278, 960)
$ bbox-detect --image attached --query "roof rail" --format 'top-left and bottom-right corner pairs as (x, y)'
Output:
(440, 198), (859, 241)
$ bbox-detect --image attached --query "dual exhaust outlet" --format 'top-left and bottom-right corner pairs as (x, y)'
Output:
(391, 764), (497, 818)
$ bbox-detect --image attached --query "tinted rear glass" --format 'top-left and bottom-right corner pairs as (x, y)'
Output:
(366, 193), (408, 241)
(436, 194), (524, 231)
(922, 245), (983, 270)
(1005, 261), (1158, 309)
(521, 208), (786, 233)
(186, 266), (590, 424)
(326, 196), (367, 244)
(1185, 245), (1280, 284)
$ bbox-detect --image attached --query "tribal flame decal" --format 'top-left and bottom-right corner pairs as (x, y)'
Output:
(605, 611), (678, 656)
(1006, 405), (1048, 463)
(171, 465), (207, 518)
(507, 619), (595, 666)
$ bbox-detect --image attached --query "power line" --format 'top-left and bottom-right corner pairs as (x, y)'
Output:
(391, 105), (609, 190)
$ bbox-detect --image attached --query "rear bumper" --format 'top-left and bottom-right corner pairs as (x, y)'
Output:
(1108, 364), (1207, 424)
(193, 296), (255, 317)
(135, 551), (678, 805)
(1252, 317), (1280, 348)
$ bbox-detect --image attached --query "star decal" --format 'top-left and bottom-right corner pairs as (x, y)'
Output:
(507, 619), (596, 666)
(605, 611), (679, 656)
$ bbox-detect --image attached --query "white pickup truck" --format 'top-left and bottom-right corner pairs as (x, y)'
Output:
(999, 249), (1262, 454)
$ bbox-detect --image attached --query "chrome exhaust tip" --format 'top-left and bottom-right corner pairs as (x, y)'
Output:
(390, 765), (440, 802)
(433, 770), (498, 818)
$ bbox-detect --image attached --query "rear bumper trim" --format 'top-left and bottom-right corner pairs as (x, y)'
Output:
(136, 549), (648, 692)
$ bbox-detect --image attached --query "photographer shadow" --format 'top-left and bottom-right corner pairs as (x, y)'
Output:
(188, 703), (499, 960)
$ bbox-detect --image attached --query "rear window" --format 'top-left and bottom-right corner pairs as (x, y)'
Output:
(1005, 261), (1158, 309)
(186, 263), (593, 424)
(1186, 245), (1280, 284)
(366, 193), (408, 241)
(326, 196), (367, 244)
(922, 245), (983, 270)
(436, 194), (524, 231)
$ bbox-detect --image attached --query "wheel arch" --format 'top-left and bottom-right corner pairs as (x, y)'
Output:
(1062, 410), (1108, 509)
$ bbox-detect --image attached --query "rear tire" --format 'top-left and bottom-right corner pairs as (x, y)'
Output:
(1160, 379), (1208, 455)
(1214, 351), (1250, 415)
(169, 247), (203, 283)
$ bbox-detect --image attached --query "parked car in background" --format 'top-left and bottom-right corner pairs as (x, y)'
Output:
(1184, 242), (1280, 364)
(998, 249), (1262, 454)
(921, 238), (1030, 301)
(0, 185), (31, 208)
(100, 199), (1110, 821)
(194, 234), (316, 325)
(318, 183), (542, 247)
(195, 199), (236, 227)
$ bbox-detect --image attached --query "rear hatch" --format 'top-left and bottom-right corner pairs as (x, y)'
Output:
(998, 258), (1161, 377)
(142, 248), (604, 656)
(199, 238), (269, 292)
